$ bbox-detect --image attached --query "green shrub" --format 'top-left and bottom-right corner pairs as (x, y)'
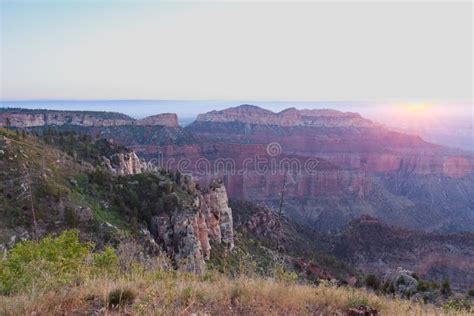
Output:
(0, 230), (119, 295)
(92, 247), (118, 275)
(0, 230), (92, 294)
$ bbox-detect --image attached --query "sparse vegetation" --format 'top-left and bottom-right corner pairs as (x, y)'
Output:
(0, 253), (445, 313)
(1, 231), (470, 315)
(0, 277), (454, 315)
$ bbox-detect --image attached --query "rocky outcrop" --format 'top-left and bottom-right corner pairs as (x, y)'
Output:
(103, 151), (148, 175)
(151, 180), (234, 273)
(152, 209), (207, 273)
(199, 180), (235, 251)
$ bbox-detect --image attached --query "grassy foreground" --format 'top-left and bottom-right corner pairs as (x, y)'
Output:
(0, 231), (471, 315)
(1, 270), (466, 315)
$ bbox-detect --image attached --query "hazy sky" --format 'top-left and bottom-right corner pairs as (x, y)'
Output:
(1, 0), (472, 102)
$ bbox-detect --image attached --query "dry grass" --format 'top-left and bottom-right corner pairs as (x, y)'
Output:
(0, 270), (468, 316)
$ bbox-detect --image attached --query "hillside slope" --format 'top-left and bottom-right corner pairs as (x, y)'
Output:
(0, 128), (233, 272)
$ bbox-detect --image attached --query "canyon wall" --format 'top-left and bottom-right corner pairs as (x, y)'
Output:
(186, 106), (474, 232)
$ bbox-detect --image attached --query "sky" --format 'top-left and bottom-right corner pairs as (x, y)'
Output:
(1, 0), (472, 105)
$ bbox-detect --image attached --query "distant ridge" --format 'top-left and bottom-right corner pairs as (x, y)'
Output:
(0, 108), (178, 128)
(0, 107), (132, 120)
(195, 104), (376, 128)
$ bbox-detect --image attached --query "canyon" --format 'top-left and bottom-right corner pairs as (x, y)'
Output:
(2, 105), (474, 291)
(2, 105), (473, 234)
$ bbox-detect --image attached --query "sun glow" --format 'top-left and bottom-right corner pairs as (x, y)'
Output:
(401, 102), (433, 113)
(379, 102), (440, 128)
